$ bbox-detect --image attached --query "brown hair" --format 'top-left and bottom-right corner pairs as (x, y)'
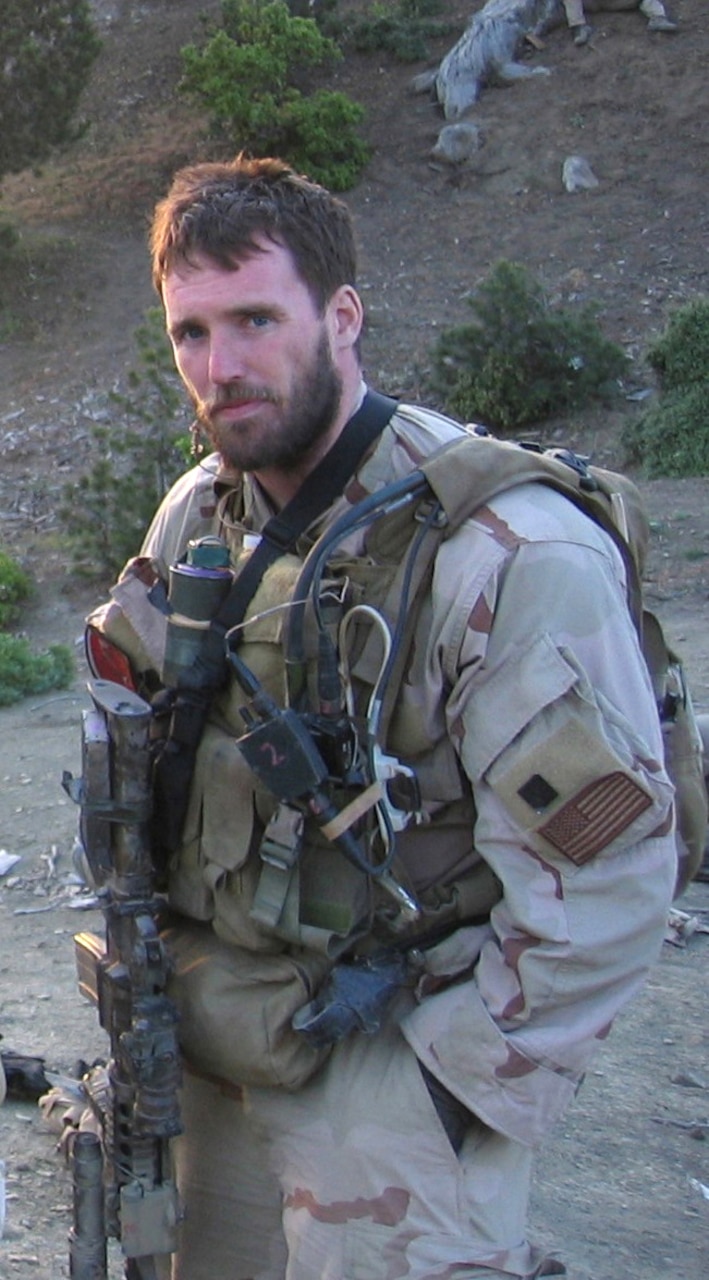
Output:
(149, 154), (358, 312)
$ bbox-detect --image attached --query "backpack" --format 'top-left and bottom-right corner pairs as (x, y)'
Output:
(364, 427), (707, 897)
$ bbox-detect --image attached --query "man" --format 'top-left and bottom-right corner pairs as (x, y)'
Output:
(696, 714), (709, 883)
(89, 154), (676, 1279)
(561, 0), (678, 45)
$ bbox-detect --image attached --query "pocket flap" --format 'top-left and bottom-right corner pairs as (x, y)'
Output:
(462, 638), (673, 869)
(193, 724), (257, 872)
(464, 634), (579, 780)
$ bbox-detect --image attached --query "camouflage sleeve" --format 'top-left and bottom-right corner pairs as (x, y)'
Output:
(84, 455), (222, 681)
(401, 483), (677, 1148)
(139, 453), (221, 578)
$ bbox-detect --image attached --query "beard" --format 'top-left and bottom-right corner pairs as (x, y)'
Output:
(196, 331), (343, 474)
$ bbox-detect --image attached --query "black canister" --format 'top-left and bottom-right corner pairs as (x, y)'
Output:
(163, 537), (233, 684)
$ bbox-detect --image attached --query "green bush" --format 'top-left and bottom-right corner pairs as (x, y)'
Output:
(0, 0), (101, 182)
(0, 550), (74, 702)
(0, 219), (19, 265)
(60, 309), (192, 581)
(427, 260), (628, 433)
(345, 0), (455, 63)
(0, 635), (74, 707)
(644, 296), (709, 391)
(621, 297), (709, 477)
(622, 384), (709, 478)
(0, 222), (23, 339)
(0, 551), (31, 629)
(276, 89), (370, 192)
(179, 0), (370, 190)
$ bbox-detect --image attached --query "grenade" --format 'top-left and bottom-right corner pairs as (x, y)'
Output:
(163, 536), (233, 685)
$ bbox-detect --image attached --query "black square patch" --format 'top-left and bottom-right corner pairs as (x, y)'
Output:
(518, 774), (559, 813)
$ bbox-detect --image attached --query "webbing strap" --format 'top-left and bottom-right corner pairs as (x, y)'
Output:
(210, 390), (398, 645)
(182, 390), (397, 688)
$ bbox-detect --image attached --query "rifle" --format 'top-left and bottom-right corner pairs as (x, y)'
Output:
(63, 679), (182, 1280)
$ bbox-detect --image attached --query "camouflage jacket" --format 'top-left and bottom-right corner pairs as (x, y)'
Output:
(91, 397), (676, 1147)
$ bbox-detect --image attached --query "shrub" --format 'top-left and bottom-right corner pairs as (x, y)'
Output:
(179, 0), (370, 190)
(0, 550), (74, 702)
(0, 551), (31, 629)
(0, 220), (19, 264)
(427, 260), (628, 433)
(0, 635), (74, 707)
(0, 221), (23, 338)
(345, 0), (455, 63)
(0, 0), (101, 182)
(621, 297), (709, 477)
(60, 309), (192, 581)
(622, 384), (709, 478)
(276, 90), (370, 192)
(644, 296), (709, 391)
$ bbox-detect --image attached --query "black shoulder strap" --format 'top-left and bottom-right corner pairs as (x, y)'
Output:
(195, 389), (398, 679)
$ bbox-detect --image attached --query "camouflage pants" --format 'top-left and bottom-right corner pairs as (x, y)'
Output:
(166, 1004), (557, 1279)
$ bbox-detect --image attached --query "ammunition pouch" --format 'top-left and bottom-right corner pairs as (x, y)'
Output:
(161, 918), (333, 1090)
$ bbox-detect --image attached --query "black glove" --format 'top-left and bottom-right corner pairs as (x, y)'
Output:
(419, 1062), (473, 1155)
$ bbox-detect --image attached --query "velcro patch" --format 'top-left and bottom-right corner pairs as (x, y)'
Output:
(538, 772), (653, 866)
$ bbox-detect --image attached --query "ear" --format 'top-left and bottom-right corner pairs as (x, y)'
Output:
(327, 284), (364, 351)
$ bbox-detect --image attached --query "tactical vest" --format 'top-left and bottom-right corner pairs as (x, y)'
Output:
(91, 421), (707, 963)
(165, 427), (706, 957)
(168, 493), (494, 959)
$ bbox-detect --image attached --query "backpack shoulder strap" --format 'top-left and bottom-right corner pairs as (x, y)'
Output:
(419, 434), (646, 634)
(366, 432), (647, 747)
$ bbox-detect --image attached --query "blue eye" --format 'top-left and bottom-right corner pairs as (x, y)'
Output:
(173, 324), (205, 345)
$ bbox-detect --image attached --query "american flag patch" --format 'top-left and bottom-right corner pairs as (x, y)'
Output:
(539, 772), (652, 865)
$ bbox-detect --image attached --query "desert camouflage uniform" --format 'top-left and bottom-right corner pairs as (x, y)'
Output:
(562, 0), (674, 27)
(695, 715), (709, 882)
(102, 401), (676, 1279)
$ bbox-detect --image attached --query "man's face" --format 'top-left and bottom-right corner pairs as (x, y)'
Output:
(163, 239), (350, 475)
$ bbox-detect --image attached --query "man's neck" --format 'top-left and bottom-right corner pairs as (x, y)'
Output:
(252, 378), (367, 511)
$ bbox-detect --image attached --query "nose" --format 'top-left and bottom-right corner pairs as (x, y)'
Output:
(208, 329), (246, 386)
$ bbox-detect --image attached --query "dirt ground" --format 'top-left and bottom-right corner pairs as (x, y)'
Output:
(0, 1), (708, 1276)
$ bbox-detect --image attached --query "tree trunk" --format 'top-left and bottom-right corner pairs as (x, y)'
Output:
(412, 0), (564, 120)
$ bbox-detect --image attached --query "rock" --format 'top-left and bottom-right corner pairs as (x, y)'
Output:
(672, 1070), (708, 1090)
(562, 154), (600, 192)
(432, 122), (485, 165)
